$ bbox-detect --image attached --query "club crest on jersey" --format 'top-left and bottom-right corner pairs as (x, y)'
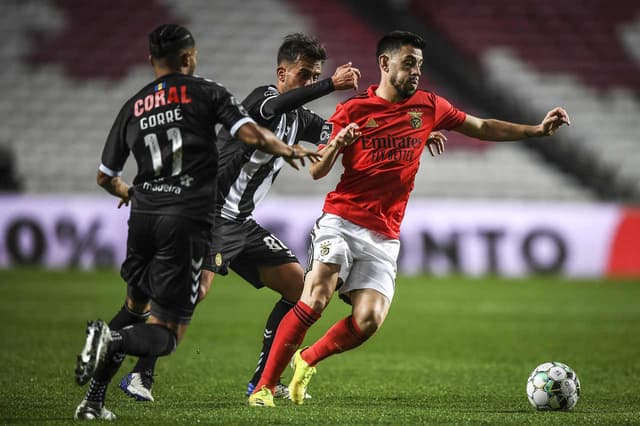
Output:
(408, 111), (423, 129)
(215, 253), (223, 267)
(319, 241), (331, 256)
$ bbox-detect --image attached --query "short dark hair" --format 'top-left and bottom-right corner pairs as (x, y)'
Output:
(277, 33), (327, 65)
(149, 24), (195, 68)
(375, 30), (426, 58)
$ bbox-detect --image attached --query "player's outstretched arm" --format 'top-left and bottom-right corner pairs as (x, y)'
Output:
(310, 123), (361, 179)
(261, 62), (360, 118)
(236, 122), (322, 170)
(96, 171), (133, 208)
(454, 107), (570, 141)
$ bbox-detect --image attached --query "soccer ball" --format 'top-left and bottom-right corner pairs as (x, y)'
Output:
(526, 362), (580, 410)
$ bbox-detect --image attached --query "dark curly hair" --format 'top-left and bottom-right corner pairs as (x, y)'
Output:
(277, 33), (327, 65)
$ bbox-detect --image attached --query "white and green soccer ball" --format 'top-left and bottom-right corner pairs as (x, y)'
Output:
(526, 362), (581, 410)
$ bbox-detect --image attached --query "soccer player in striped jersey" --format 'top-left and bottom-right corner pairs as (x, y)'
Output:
(249, 30), (570, 407)
(119, 33), (362, 402)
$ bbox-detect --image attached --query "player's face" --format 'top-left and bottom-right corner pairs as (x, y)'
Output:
(387, 45), (423, 99)
(279, 57), (322, 92)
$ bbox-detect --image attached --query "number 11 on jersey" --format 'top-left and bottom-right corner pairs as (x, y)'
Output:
(144, 127), (183, 176)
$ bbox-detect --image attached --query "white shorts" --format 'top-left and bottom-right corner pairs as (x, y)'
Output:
(307, 213), (400, 302)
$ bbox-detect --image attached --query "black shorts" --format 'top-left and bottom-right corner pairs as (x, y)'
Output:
(120, 212), (209, 324)
(203, 217), (298, 288)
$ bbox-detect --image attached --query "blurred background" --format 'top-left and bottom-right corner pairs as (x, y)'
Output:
(0, 0), (638, 277)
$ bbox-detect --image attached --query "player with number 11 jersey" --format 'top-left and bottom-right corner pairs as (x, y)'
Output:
(100, 73), (252, 225)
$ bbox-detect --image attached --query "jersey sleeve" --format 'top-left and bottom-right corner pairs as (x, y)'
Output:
(99, 105), (130, 177)
(241, 86), (277, 125)
(261, 79), (334, 120)
(433, 94), (466, 131)
(317, 102), (350, 150)
(297, 108), (326, 146)
(207, 83), (255, 137)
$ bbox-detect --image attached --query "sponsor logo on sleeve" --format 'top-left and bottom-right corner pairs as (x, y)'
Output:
(320, 122), (333, 144)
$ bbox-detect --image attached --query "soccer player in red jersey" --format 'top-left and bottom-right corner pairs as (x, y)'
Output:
(249, 30), (571, 407)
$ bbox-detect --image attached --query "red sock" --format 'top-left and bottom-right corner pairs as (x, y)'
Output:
(253, 301), (320, 393)
(301, 315), (368, 367)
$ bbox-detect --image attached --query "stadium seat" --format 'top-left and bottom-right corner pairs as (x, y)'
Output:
(409, 0), (640, 199)
(0, 0), (611, 200)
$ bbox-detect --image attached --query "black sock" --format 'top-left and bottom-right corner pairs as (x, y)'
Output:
(110, 324), (176, 358)
(109, 303), (149, 330)
(84, 378), (109, 407)
(85, 352), (126, 405)
(133, 356), (158, 376)
(249, 298), (295, 386)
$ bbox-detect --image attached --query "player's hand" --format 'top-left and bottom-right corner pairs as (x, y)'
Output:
(117, 187), (134, 208)
(426, 131), (446, 156)
(331, 62), (361, 91)
(538, 107), (570, 136)
(284, 144), (323, 170)
(331, 123), (361, 149)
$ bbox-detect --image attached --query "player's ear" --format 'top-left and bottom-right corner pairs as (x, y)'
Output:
(379, 54), (389, 72)
(181, 51), (191, 68)
(276, 65), (287, 83)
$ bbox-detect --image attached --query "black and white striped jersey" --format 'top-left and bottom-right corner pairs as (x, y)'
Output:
(216, 84), (326, 221)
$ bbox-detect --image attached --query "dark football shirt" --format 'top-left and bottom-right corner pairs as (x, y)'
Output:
(100, 73), (253, 224)
(216, 84), (325, 221)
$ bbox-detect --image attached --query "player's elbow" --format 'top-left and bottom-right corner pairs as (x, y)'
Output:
(309, 166), (327, 180)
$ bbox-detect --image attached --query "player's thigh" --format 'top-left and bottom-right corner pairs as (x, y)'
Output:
(204, 217), (247, 276)
(258, 262), (305, 302)
(301, 260), (342, 311)
(307, 214), (353, 286)
(121, 213), (155, 291)
(339, 232), (399, 303)
(231, 220), (299, 289)
(126, 284), (150, 313)
(146, 216), (209, 326)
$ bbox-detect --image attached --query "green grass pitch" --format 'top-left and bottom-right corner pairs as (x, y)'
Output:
(0, 269), (639, 424)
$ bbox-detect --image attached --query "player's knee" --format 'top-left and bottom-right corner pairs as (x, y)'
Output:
(150, 324), (179, 356)
(352, 310), (384, 337)
(304, 283), (333, 312)
(164, 330), (178, 356)
(280, 280), (303, 301)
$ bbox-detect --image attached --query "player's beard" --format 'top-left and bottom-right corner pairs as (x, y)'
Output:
(390, 74), (418, 99)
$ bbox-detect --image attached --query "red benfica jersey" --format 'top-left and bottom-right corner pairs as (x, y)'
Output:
(322, 85), (466, 239)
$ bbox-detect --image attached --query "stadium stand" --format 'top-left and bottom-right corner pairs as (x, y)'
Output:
(408, 0), (640, 201)
(2, 0), (636, 201)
